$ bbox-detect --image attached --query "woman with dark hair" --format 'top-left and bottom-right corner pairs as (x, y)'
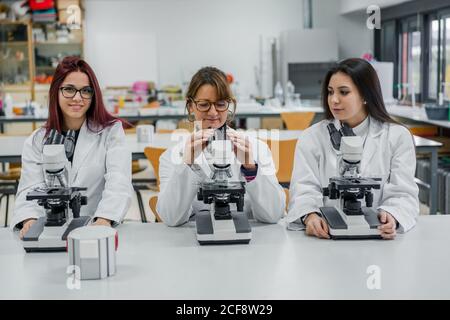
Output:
(287, 58), (419, 239)
(12, 56), (132, 238)
(157, 66), (285, 226)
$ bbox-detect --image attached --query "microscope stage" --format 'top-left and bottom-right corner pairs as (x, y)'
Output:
(22, 216), (91, 252)
(320, 207), (382, 240)
(195, 210), (251, 245)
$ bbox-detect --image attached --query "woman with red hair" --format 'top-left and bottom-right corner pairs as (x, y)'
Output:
(11, 56), (133, 238)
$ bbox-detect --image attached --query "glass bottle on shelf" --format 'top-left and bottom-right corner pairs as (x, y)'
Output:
(285, 81), (295, 107)
(274, 81), (284, 107)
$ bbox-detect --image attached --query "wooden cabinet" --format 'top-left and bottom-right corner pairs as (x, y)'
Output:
(1, 0), (84, 103)
(0, 21), (35, 100)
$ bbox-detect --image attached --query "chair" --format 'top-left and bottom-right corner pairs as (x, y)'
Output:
(283, 187), (289, 215)
(124, 126), (148, 174)
(131, 160), (150, 223)
(149, 195), (162, 222)
(156, 129), (174, 134)
(124, 127), (151, 221)
(280, 112), (315, 130)
(177, 120), (194, 132)
(263, 138), (298, 188)
(132, 161), (147, 175)
(143, 146), (167, 192)
(0, 163), (21, 227)
(124, 127), (137, 134)
(143, 148), (166, 224)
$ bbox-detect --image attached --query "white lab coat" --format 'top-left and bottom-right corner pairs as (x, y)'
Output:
(287, 117), (419, 233)
(11, 120), (133, 229)
(157, 135), (286, 226)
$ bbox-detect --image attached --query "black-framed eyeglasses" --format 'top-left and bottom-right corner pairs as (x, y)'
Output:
(60, 86), (94, 99)
(189, 99), (231, 112)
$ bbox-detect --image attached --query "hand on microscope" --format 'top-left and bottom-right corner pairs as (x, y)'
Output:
(304, 213), (330, 239)
(226, 128), (256, 169)
(183, 129), (215, 165)
(19, 218), (37, 239)
(378, 210), (397, 240)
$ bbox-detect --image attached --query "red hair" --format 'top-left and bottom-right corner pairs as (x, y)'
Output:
(45, 56), (127, 134)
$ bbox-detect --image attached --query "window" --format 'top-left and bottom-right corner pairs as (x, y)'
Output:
(375, 2), (450, 105)
(398, 16), (422, 103)
(428, 11), (450, 104)
(443, 14), (450, 103)
(429, 17), (440, 99)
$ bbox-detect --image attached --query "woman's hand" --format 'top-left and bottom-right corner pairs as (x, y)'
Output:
(92, 218), (112, 227)
(19, 218), (37, 239)
(378, 210), (397, 240)
(183, 129), (215, 165)
(226, 128), (256, 169)
(304, 213), (330, 239)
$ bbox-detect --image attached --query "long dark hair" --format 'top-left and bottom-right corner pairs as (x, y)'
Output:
(321, 58), (399, 124)
(45, 56), (122, 135)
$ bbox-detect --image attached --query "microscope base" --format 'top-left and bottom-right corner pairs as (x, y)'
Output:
(23, 216), (91, 252)
(195, 210), (251, 245)
(320, 207), (382, 240)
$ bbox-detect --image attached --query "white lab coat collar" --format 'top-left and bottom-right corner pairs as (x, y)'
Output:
(360, 117), (384, 174)
(70, 120), (103, 184)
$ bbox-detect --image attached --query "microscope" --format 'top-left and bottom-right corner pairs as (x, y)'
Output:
(319, 122), (383, 239)
(194, 125), (251, 245)
(22, 129), (91, 252)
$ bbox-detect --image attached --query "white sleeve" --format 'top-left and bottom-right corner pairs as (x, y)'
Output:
(245, 139), (285, 223)
(287, 132), (324, 224)
(156, 146), (204, 227)
(11, 131), (46, 230)
(377, 126), (419, 233)
(93, 122), (133, 225)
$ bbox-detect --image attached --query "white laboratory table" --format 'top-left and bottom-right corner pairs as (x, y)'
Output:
(1, 215), (450, 300)
(387, 105), (450, 129)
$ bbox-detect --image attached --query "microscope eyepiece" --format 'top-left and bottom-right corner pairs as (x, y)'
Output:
(45, 129), (65, 145)
(64, 130), (76, 160)
(340, 122), (356, 137)
(327, 123), (341, 150)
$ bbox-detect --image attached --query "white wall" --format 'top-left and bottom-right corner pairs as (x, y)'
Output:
(84, 0), (304, 96)
(84, 0), (407, 96)
(314, 0), (374, 59)
(340, 0), (412, 14)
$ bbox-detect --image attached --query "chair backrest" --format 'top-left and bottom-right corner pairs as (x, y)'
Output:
(143, 146), (167, 191)
(156, 129), (174, 134)
(124, 127), (137, 134)
(149, 195), (162, 222)
(283, 187), (289, 215)
(280, 112), (315, 130)
(263, 138), (298, 184)
(0, 134), (22, 178)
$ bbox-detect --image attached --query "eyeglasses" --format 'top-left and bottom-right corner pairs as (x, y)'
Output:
(190, 99), (231, 112)
(60, 86), (94, 99)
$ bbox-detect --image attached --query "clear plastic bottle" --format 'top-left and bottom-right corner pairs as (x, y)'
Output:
(274, 81), (284, 106)
(4, 94), (14, 117)
(285, 81), (295, 106)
